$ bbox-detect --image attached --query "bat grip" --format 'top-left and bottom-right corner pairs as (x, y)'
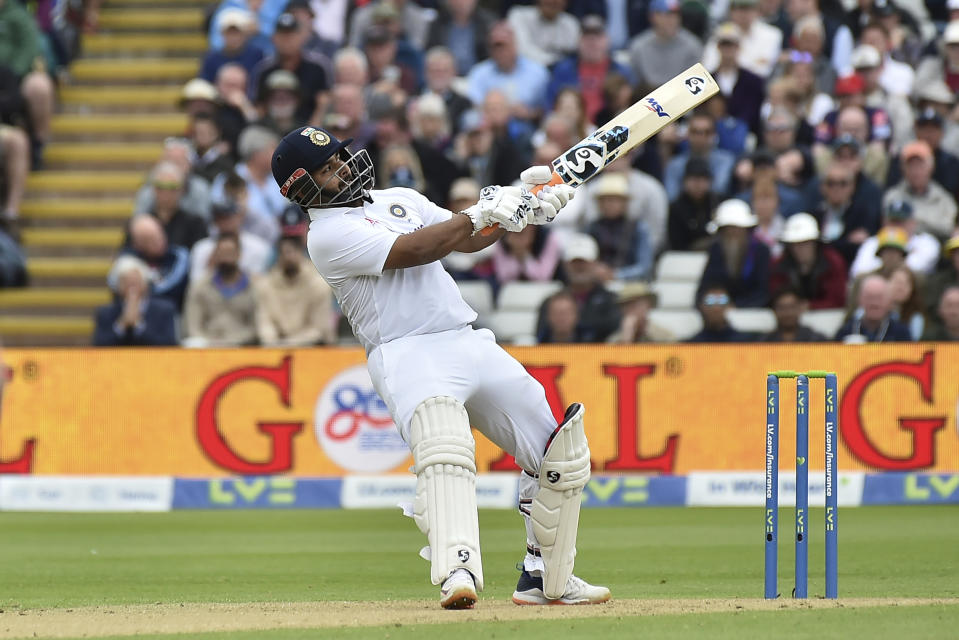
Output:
(479, 170), (564, 236)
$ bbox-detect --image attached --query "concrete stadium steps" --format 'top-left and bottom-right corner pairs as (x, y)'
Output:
(44, 142), (162, 169)
(22, 227), (124, 249)
(0, 287), (111, 309)
(0, 317), (94, 346)
(27, 171), (145, 195)
(70, 58), (198, 83)
(82, 33), (207, 56)
(21, 199), (134, 220)
(27, 258), (113, 288)
(60, 86), (183, 112)
(96, 8), (204, 31)
(51, 113), (187, 141)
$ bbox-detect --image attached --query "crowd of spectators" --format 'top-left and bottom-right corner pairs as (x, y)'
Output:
(7, 0), (955, 346)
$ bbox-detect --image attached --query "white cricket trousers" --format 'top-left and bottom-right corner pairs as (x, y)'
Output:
(366, 324), (558, 475)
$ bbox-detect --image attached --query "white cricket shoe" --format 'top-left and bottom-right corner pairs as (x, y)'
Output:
(512, 570), (611, 605)
(440, 568), (477, 609)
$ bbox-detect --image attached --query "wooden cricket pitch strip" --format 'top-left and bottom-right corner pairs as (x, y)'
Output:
(2, 598), (957, 638)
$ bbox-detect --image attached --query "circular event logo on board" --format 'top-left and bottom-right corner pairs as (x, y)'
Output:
(314, 365), (409, 472)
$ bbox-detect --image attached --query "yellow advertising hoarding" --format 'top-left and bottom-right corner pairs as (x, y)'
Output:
(1, 344), (956, 475)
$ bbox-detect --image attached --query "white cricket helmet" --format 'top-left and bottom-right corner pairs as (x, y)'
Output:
(781, 212), (820, 243)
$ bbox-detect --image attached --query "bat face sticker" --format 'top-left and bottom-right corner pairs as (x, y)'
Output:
(553, 125), (630, 186)
(685, 76), (706, 95)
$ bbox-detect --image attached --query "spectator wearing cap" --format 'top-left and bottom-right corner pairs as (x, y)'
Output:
(687, 284), (752, 342)
(915, 20), (959, 95)
(362, 6), (425, 95)
(537, 233), (620, 342)
(424, 47), (472, 136)
(585, 173), (654, 282)
(121, 215), (190, 311)
(553, 155), (669, 253)
(835, 273), (912, 342)
(883, 140), (958, 241)
(849, 199), (940, 278)
(703, 0), (782, 78)
(199, 8), (265, 83)
(189, 196), (271, 284)
(698, 199), (771, 307)
(629, 0), (702, 90)
(858, 20), (913, 96)
(785, 0), (854, 73)
(491, 224), (562, 290)
(545, 15), (632, 124)
(188, 114), (234, 184)
(254, 235), (336, 346)
(178, 77), (220, 121)
(663, 112), (736, 202)
(507, 0), (581, 68)
(813, 108), (888, 191)
(769, 212), (847, 309)
(254, 69), (305, 136)
(924, 235), (959, 323)
(808, 131), (883, 225)
(251, 12), (331, 126)
(183, 233), (259, 347)
(759, 286), (827, 342)
(912, 80), (959, 159)
(846, 226), (911, 314)
(814, 77), (891, 151)
(851, 43), (913, 152)
(425, 0), (496, 76)
(143, 161), (208, 250)
(607, 283), (674, 343)
(809, 159), (878, 266)
(93, 256), (177, 347)
(922, 285), (959, 340)
(705, 22), (764, 134)
(886, 109), (959, 197)
(285, 0), (337, 61)
(347, 0), (434, 52)
(135, 138), (213, 222)
(206, 0), (284, 55)
(668, 156), (718, 251)
(467, 22), (549, 122)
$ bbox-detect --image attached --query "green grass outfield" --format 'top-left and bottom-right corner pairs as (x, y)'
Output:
(1, 506), (957, 639)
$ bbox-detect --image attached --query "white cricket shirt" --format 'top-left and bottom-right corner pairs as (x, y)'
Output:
(306, 187), (477, 353)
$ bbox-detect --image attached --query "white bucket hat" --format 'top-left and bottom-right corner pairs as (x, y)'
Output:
(709, 199), (757, 233)
(781, 212), (820, 243)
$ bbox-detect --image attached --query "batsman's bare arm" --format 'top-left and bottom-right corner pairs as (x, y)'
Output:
(384, 213), (506, 270)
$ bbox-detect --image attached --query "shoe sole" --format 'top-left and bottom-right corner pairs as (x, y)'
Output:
(511, 593), (612, 606)
(441, 587), (477, 610)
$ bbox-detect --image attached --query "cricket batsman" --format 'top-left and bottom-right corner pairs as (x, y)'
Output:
(272, 126), (610, 609)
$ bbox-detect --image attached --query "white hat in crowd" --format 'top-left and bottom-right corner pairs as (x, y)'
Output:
(217, 8), (253, 32)
(945, 20), (959, 44)
(563, 233), (599, 262)
(780, 212), (820, 243)
(710, 199), (757, 232)
(595, 173), (629, 198)
(851, 44), (881, 69)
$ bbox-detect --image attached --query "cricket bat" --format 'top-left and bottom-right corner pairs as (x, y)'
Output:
(482, 63), (719, 235)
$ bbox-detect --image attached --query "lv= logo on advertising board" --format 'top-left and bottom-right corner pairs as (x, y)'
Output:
(0, 346), (957, 477)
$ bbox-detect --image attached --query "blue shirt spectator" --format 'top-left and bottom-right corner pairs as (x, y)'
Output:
(122, 215), (191, 312)
(199, 8), (266, 82)
(466, 22), (549, 117)
(207, 0), (286, 54)
(94, 256), (177, 347)
(664, 113), (736, 200)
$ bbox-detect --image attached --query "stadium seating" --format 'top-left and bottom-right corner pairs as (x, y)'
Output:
(801, 309), (847, 339)
(648, 309), (702, 340)
(485, 309), (538, 344)
(727, 308), (777, 334)
(497, 280), (563, 312)
(456, 281), (494, 317)
(654, 251), (709, 283)
(652, 280), (698, 309)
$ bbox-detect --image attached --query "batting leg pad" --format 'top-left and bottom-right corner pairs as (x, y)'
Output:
(410, 396), (484, 590)
(531, 403), (591, 599)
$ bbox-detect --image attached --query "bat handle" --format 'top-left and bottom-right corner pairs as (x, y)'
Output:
(479, 170), (565, 236)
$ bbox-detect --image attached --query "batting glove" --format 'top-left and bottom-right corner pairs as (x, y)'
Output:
(462, 185), (533, 234)
(520, 166), (576, 225)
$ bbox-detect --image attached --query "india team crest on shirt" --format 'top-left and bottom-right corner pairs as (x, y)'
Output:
(388, 204), (407, 218)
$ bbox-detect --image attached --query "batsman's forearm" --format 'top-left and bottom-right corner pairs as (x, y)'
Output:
(383, 213), (475, 269)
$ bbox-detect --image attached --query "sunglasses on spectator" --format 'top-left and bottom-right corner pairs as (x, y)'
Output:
(788, 50), (814, 64)
(702, 294), (730, 306)
(153, 180), (183, 190)
(824, 178), (851, 187)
